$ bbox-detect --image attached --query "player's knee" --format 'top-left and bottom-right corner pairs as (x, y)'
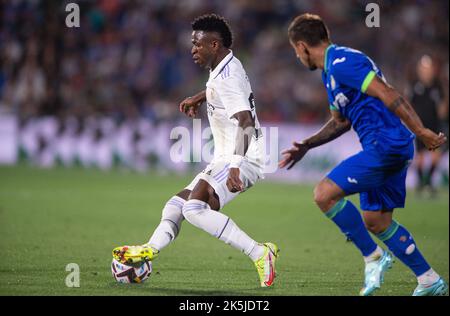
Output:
(313, 184), (333, 212)
(181, 199), (209, 227)
(181, 201), (200, 224)
(162, 195), (184, 218)
(363, 212), (393, 234)
(365, 221), (379, 234)
(163, 196), (185, 214)
(364, 220), (387, 234)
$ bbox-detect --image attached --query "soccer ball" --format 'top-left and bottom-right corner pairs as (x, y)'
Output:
(111, 258), (152, 283)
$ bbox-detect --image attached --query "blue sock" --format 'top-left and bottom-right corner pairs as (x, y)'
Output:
(325, 199), (377, 257)
(376, 221), (430, 276)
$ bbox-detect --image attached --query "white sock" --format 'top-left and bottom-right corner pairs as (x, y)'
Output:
(147, 196), (185, 251)
(417, 268), (440, 286)
(363, 246), (384, 264)
(182, 199), (265, 261)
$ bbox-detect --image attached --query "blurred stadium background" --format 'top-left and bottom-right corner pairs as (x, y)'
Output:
(0, 0), (448, 296)
(0, 0), (448, 186)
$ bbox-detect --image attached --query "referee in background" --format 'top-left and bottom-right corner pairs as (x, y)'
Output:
(410, 55), (448, 196)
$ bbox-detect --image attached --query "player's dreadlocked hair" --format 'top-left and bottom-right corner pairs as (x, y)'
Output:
(288, 13), (330, 46)
(191, 14), (233, 48)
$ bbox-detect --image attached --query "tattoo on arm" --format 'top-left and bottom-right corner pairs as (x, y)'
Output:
(370, 75), (427, 136)
(303, 118), (351, 149)
(387, 93), (426, 135)
(389, 96), (406, 112)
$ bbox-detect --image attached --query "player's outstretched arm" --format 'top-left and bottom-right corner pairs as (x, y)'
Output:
(279, 110), (351, 170)
(179, 90), (206, 118)
(366, 76), (447, 151)
(227, 110), (255, 193)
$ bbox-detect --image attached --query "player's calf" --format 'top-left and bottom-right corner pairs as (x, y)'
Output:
(112, 194), (187, 265)
(147, 195), (186, 251)
(182, 198), (276, 287)
(375, 220), (447, 295)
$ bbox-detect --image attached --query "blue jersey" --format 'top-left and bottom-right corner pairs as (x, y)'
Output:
(322, 44), (414, 153)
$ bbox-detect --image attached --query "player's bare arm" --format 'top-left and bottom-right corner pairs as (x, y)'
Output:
(300, 110), (351, 149)
(279, 110), (351, 170)
(227, 110), (255, 193)
(179, 90), (207, 118)
(366, 76), (447, 151)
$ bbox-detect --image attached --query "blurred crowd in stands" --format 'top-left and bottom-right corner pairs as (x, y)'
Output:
(0, 0), (448, 125)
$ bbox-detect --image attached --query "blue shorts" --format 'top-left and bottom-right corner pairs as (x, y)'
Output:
(327, 143), (414, 211)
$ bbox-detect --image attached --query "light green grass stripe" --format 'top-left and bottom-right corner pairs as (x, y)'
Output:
(325, 199), (348, 219)
(361, 70), (376, 93)
(377, 220), (400, 241)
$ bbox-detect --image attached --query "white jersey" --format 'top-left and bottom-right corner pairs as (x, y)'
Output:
(205, 51), (264, 174)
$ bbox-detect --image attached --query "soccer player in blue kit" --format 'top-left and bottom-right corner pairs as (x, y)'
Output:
(279, 14), (448, 296)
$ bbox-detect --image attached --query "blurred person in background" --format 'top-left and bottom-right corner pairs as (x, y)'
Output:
(0, 0), (448, 176)
(1, 0), (446, 125)
(410, 55), (448, 196)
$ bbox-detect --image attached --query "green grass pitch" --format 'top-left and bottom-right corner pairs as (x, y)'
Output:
(0, 166), (448, 296)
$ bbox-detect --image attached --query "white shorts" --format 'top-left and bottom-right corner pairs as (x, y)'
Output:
(185, 160), (263, 210)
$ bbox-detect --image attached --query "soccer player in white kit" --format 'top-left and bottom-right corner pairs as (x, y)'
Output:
(113, 14), (279, 288)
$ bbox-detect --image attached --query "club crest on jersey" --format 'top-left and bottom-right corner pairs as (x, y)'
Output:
(330, 75), (337, 91)
(207, 88), (216, 100)
(207, 102), (215, 116)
